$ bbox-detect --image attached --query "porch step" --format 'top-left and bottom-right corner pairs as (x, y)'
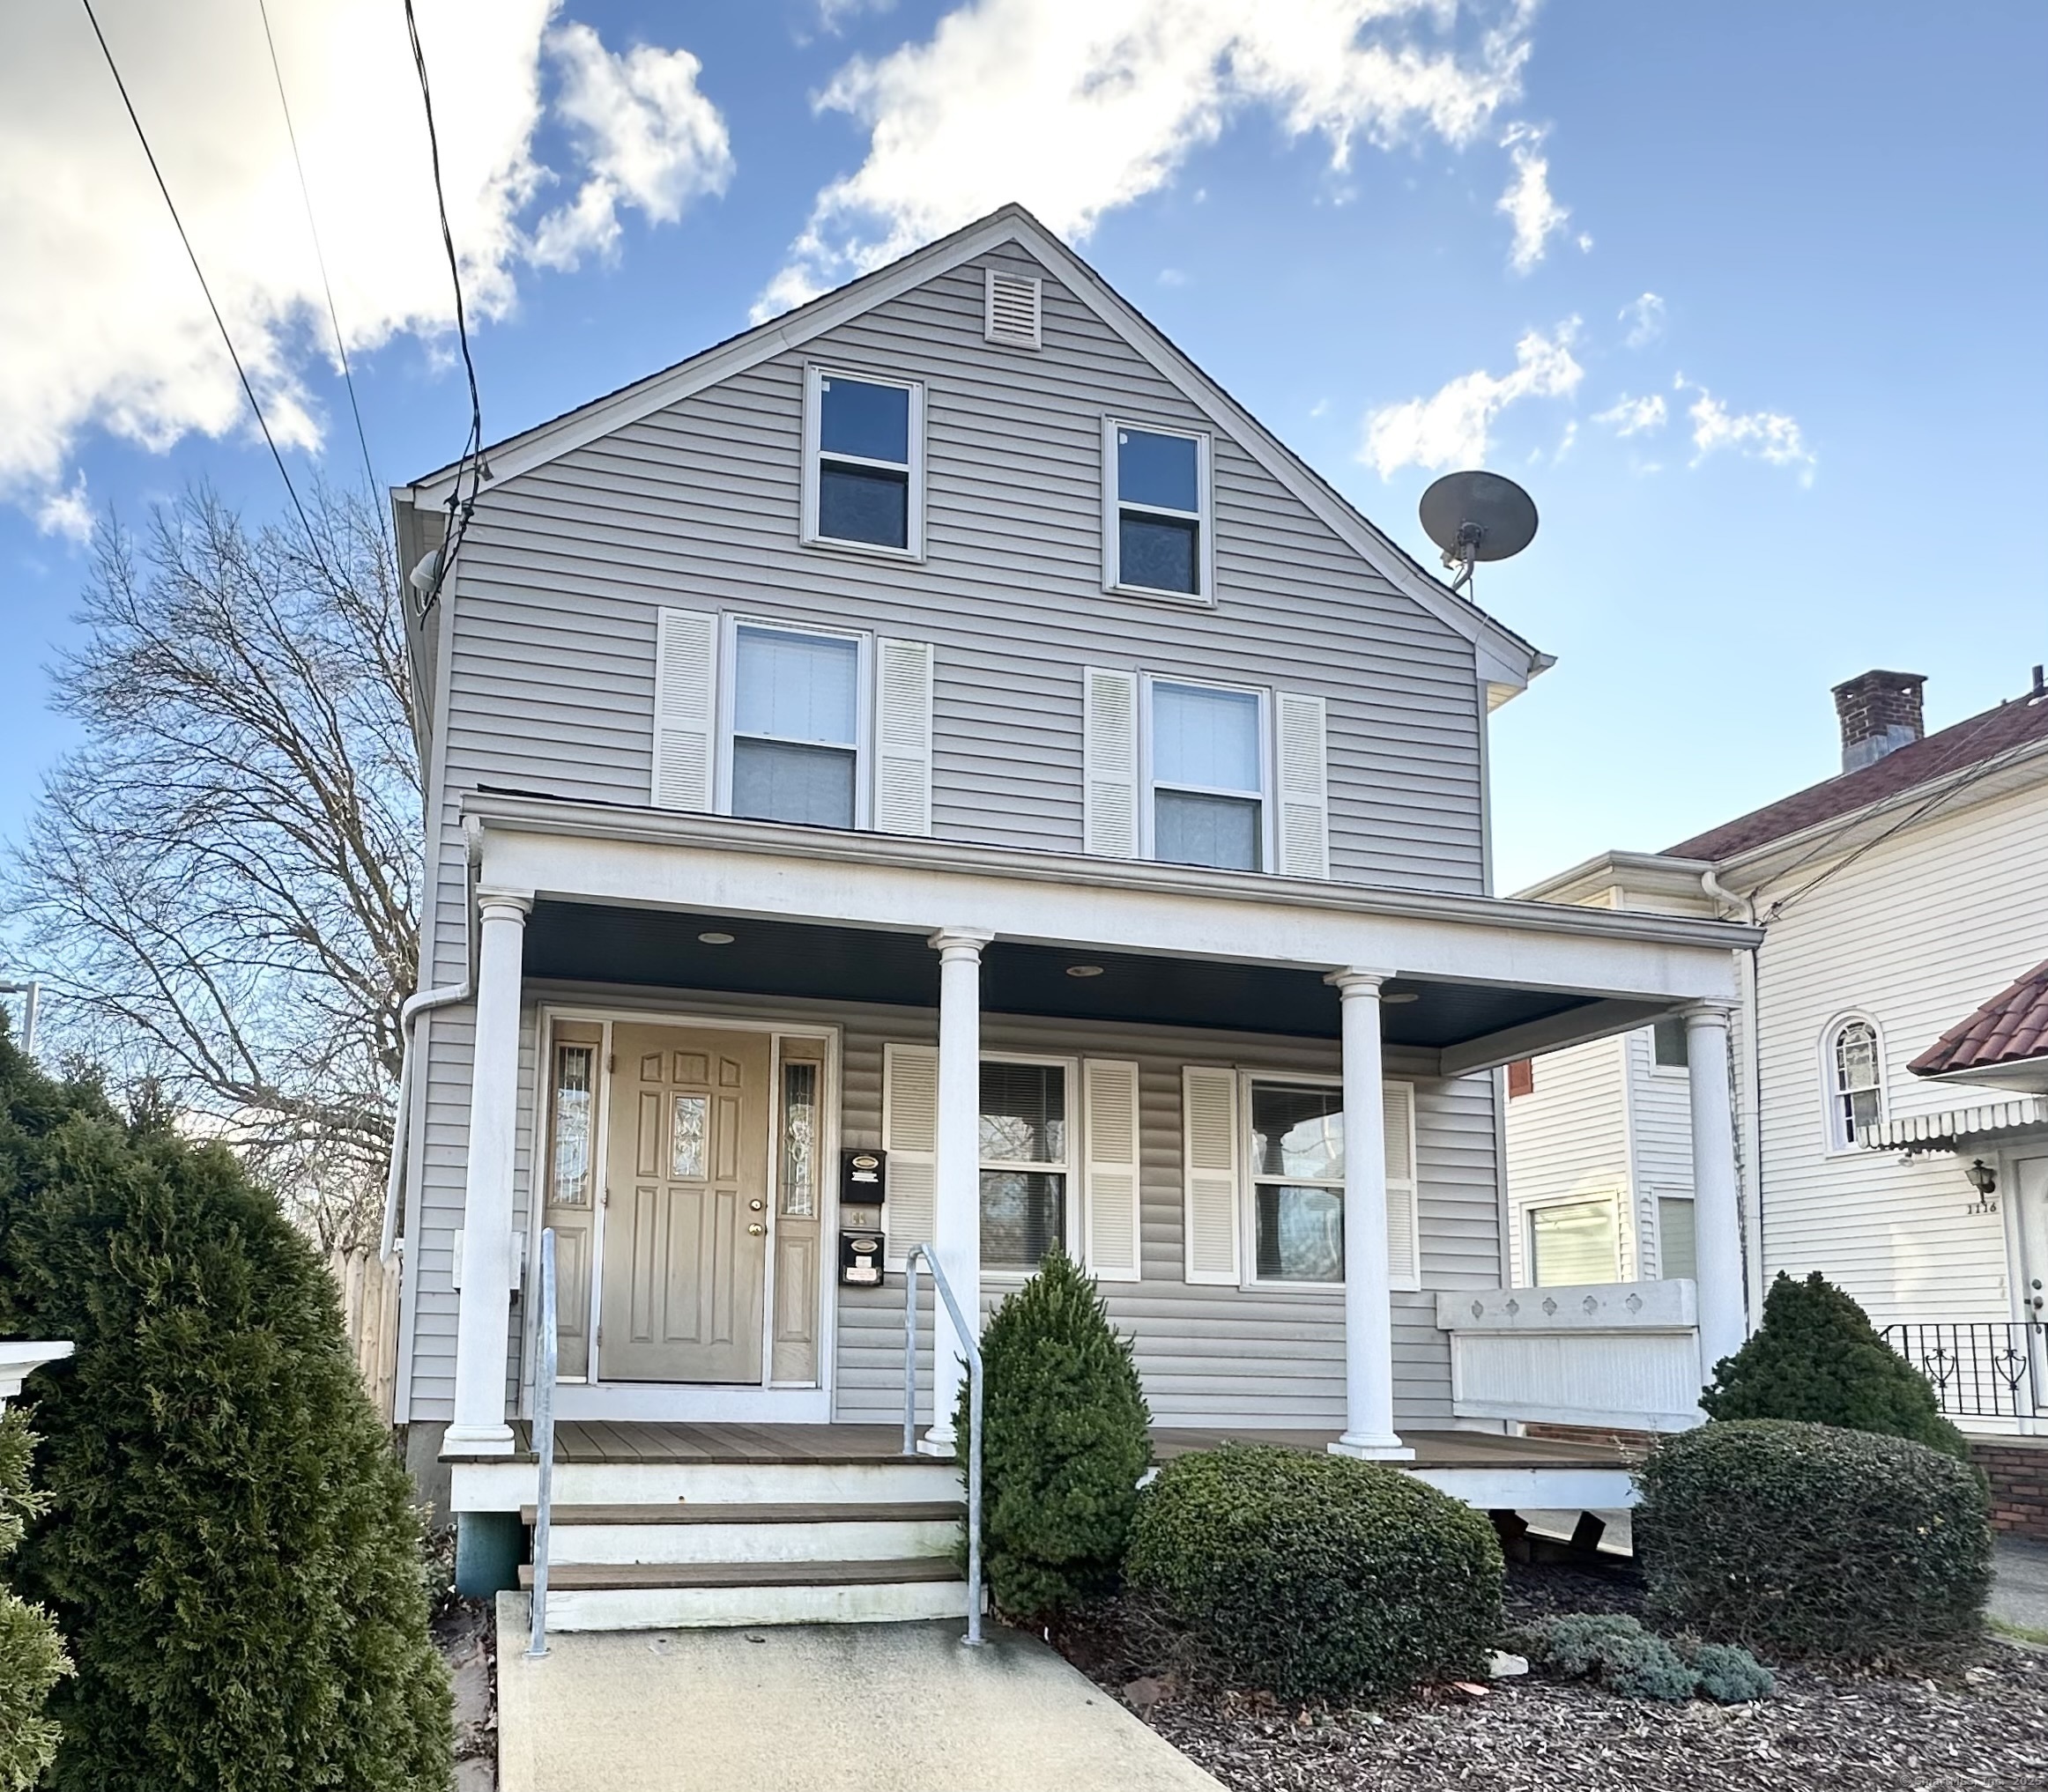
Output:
(517, 1557), (973, 1632)
(454, 1455), (964, 1514)
(520, 1557), (962, 1591)
(521, 1500), (964, 1526)
(523, 1500), (965, 1566)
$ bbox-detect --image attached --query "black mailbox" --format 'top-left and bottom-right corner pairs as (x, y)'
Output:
(841, 1148), (887, 1205)
(839, 1228), (886, 1287)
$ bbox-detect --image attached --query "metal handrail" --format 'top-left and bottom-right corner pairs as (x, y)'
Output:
(525, 1228), (559, 1659)
(902, 1243), (983, 1647)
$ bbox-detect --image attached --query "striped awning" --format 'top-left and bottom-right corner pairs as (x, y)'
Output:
(1862, 1094), (2048, 1153)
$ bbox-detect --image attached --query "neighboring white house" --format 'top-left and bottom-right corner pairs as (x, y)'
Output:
(1509, 666), (2048, 1430)
(382, 204), (1758, 1628)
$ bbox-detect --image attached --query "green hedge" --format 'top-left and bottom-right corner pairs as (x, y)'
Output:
(1702, 1271), (1970, 1460)
(1509, 1613), (1773, 1702)
(1126, 1443), (1502, 1701)
(0, 1034), (450, 1790)
(0, 1408), (70, 1791)
(1636, 1419), (1991, 1666)
(960, 1248), (1150, 1620)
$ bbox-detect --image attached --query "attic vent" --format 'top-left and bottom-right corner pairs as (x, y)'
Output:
(984, 270), (1042, 349)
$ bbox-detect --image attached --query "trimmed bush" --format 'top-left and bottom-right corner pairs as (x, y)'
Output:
(1509, 1614), (1772, 1703)
(1702, 1271), (1970, 1460)
(0, 1033), (451, 1790)
(960, 1247), (1150, 1619)
(0, 1408), (70, 1791)
(1636, 1419), (1992, 1666)
(1126, 1443), (1502, 1701)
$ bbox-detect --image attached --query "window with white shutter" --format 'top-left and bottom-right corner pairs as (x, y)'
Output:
(1274, 691), (1330, 879)
(881, 1044), (938, 1271)
(1182, 1066), (1241, 1284)
(1083, 667), (1140, 858)
(1382, 1080), (1421, 1292)
(652, 608), (718, 811)
(1082, 1059), (1142, 1283)
(873, 638), (933, 835)
(983, 270), (1042, 348)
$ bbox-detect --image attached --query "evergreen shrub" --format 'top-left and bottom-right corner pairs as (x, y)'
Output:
(959, 1247), (1150, 1619)
(0, 1033), (451, 1791)
(1509, 1613), (1773, 1702)
(1126, 1443), (1502, 1701)
(0, 1408), (70, 1791)
(1636, 1419), (1992, 1666)
(1702, 1270), (1970, 1459)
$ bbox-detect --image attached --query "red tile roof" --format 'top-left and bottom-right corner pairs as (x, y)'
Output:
(1663, 691), (2048, 863)
(1909, 959), (2048, 1078)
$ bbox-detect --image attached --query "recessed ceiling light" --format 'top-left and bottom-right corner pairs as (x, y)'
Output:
(698, 931), (735, 946)
(1065, 964), (1104, 979)
(1383, 991), (1420, 1005)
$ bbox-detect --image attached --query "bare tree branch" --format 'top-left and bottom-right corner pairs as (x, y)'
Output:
(6, 485), (420, 1248)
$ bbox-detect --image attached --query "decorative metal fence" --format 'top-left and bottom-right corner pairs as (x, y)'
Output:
(1882, 1322), (2044, 1420)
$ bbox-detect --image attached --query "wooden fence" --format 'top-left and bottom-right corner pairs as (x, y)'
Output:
(329, 1245), (400, 1425)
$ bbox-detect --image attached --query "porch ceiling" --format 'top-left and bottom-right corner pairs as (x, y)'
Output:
(524, 899), (1607, 1049)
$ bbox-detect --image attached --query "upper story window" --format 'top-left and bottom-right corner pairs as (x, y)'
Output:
(1146, 678), (1266, 872)
(1105, 420), (1211, 603)
(980, 1058), (1071, 1271)
(727, 622), (864, 829)
(1827, 1016), (1884, 1150)
(803, 367), (924, 557)
(1651, 1018), (1689, 1070)
(1249, 1079), (1345, 1285)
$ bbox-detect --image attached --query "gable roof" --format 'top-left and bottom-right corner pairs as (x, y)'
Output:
(396, 203), (1547, 692)
(1663, 685), (2048, 863)
(1909, 958), (2048, 1079)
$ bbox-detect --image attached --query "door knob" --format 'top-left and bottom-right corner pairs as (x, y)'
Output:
(747, 1223), (766, 1236)
(749, 1198), (765, 1211)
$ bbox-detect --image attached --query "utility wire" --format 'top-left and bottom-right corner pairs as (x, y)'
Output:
(255, 0), (386, 538)
(78, 0), (341, 589)
(402, 0), (485, 613)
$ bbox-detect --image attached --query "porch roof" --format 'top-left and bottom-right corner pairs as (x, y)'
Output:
(470, 790), (1759, 1074)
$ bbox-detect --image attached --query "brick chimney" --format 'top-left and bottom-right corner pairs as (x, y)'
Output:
(1831, 670), (1926, 773)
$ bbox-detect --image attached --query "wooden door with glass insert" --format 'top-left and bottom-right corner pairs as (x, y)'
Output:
(599, 1025), (772, 1382)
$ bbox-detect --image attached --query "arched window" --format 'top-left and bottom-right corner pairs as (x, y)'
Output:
(1827, 1018), (1884, 1149)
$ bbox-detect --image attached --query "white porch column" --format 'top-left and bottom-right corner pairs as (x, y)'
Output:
(444, 890), (531, 1456)
(922, 929), (991, 1456)
(1327, 969), (1413, 1462)
(1684, 1002), (1747, 1385)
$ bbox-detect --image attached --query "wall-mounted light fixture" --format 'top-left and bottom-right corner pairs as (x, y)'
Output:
(1964, 1159), (1997, 1198)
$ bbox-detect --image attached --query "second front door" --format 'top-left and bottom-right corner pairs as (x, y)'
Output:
(599, 1024), (773, 1382)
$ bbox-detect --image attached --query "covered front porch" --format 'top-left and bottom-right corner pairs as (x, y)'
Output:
(434, 791), (1759, 1469)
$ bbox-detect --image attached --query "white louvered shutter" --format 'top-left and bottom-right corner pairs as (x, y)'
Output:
(1083, 1059), (1142, 1283)
(882, 1045), (939, 1271)
(1182, 1066), (1241, 1285)
(1382, 1080), (1420, 1291)
(1083, 667), (1140, 858)
(874, 638), (934, 835)
(1275, 691), (1330, 878)
(984, 270), (1043, 348)
(651, 608), (718, 811)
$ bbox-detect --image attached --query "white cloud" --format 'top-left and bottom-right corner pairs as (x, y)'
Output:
(1678, 375), (1814, 481)
(0, 1), (728, 522)
(819, 0), (899, 29)
(1495, 121), (1569, 272)
(529, 26), (732, 269)
(33, 474), (94, 544)
(756, 0), (1538, 319)
(1594, 392), (1666, 437)
(1620, 291), (1665, 347)
(1360, 318), (1582, 478)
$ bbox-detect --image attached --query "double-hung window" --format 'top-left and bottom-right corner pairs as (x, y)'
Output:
(979, 1059), (1071, 1272)
(1827, 1017), (1883, 1149)
(1651, 1018), (1689, 1070)
(1106, 420), (1210, 601)
(804, 368), (923, 555)
(1249, 1079), (1345, 1285)
(728, 622), (864, 829)
(1147, 678), (1266, 871)
(1526, 1198), (1621, 1285)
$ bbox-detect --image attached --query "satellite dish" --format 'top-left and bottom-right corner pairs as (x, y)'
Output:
(1419, 470), (1538, 596)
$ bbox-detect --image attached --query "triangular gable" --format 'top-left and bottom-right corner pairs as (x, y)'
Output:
(397, 204), (1546, 691)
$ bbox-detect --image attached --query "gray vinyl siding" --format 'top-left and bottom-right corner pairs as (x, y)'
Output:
(419, 985), (1499, 1430)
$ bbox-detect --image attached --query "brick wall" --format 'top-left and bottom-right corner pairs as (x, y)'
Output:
(1970, 1436), (2048, 1541)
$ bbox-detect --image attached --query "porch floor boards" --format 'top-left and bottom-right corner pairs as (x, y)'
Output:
(513, 1419), (1635, 1472)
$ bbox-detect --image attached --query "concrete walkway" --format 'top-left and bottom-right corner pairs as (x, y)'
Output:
(493, 1596), (1223, 1792)
(1992, 1537), (2048, 1640)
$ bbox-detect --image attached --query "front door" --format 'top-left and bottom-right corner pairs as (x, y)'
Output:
(2017, 1154), (2048, 1414)
(599, 1024), (773, 1382)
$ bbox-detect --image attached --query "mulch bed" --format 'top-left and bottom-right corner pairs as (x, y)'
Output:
(1048, 1562), (2048, 1791)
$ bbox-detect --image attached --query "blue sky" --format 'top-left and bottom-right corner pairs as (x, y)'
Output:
(3, 0), (2044, 901)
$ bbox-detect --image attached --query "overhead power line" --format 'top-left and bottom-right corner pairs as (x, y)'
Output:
(78, 0), (339, 586)
(254, 0), (385, 535)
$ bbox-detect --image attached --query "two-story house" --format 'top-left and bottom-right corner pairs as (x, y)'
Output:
(1507, 669), (2048, 1450)
(382, 205), (1755, 1629)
